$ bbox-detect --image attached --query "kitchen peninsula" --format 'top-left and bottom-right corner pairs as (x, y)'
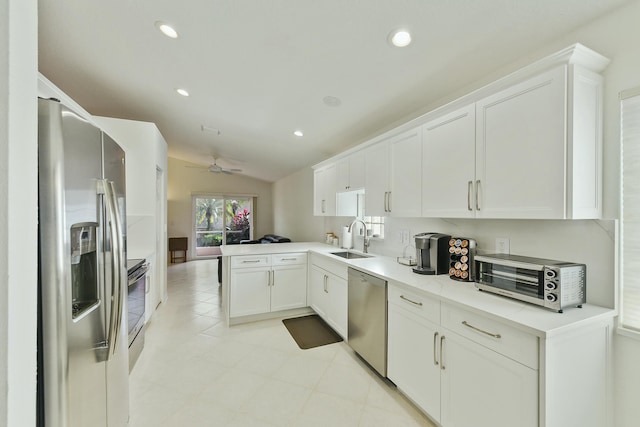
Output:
(221, 242), (615, 427)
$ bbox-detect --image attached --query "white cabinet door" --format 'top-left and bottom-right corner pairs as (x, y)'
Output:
(229, 268), (271, 317)
(389, 127), (422, 217)
(348, 151), (366, 190)
(309, 265), (328, 318)
(388, 303), (441, 422)
(422, 104), (476, 218)
(364, 141), (390, 216)
(337, 152), (366, 192)
(313, 164), (337, 216)
(335, 158), (350, 192)
(325, 273), (347, 338)
(271, 264), (307, 312)
(440, 331), (538, 427)
(476, 65), (566, 219)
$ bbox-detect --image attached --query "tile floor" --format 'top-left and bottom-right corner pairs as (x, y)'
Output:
(129, 259), (437, 427)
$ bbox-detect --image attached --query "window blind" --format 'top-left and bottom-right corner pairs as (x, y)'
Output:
(621, 90), (640, 331)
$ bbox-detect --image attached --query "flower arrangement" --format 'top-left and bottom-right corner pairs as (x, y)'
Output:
(230, 209), (250, 230)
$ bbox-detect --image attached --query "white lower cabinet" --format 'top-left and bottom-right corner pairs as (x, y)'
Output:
(388, 283), (537, 427)
(388, 300), (441, 420)
(388, 282), (614, 427)
(229, 253), (307, 317)
(440, 331), (538, 427)
(309, 256), (348, 338)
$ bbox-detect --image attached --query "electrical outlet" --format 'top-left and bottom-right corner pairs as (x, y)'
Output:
(396, 230), (403, 244)
(495, 237), (510, 254)
(402, 230), (410, 244)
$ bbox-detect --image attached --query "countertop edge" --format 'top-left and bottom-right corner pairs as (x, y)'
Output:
(223, 242), (617, 337)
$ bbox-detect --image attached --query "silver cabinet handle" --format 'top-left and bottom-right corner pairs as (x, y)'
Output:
(321, 199), (326, 213)
(279, 258), (297, 261)
(324, 275), (328, 293)
(467, 181), (473, 211)
(387, 191), (392, 213)
(271, 270), (275, 286)
(242, 260), (261, 264)
(383, 192), (388, 212)
(475, 180), (481, 211)
(440, 335), (446, 370)
(433, 332), (439, 366)
(399, 295), (423, 306)
(462, 321), (501, 339)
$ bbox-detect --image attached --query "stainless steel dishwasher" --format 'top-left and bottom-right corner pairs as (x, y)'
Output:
(347, 267), (387, 377)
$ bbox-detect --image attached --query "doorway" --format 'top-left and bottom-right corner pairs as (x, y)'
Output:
(192, 195), (253, 258)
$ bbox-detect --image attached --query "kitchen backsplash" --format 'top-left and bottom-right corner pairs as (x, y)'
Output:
(324, 216), (617, 309)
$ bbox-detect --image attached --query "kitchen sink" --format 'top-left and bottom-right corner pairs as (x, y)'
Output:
(330, 251), (372, 259)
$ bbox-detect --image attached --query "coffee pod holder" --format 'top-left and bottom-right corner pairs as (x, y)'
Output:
(448, 237), (476, 281)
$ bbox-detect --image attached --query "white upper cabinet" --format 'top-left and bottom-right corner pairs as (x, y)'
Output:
(313, 163), (336, 216)
(422, 104), (476, 218)
(475, 66), (567, 219)
(389, 127), (423, 217)
(315, 44), (607, 220)
(475, 64), (603, 219)
(336, 151), (366, 192)
(363, 126), (422, 217)
(364, 140), (391, 216)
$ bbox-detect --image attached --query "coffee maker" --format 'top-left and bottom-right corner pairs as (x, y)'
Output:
(412, 233), (451, 275)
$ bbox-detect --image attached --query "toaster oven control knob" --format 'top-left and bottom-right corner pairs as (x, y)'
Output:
(545, 269), (557, 279)
(545, 293), (557, 302)
(545, 281), (557, 290)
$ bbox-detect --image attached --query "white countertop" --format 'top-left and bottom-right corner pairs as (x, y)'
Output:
(222, 242), (616, 338)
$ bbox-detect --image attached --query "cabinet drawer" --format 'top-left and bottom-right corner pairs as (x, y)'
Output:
(271, 252), (307, 266)
(388, 283), (440, 325)
(231, 255), (270, 268)
(310, 253), (348, 279)
(441, 303), (538, 369)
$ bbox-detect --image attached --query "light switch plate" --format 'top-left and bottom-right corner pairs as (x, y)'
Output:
(495, 237), (510, 254)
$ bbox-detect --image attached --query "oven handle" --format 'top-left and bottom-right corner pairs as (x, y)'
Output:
(128, 264), (149, 286)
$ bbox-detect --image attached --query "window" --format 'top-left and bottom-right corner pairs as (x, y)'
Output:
(621, 88), (640, 331)
(363, 216), (385, 239)
(192, 195), (253, 258)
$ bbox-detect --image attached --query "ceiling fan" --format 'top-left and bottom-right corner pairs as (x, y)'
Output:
(209, 158), (243, 174)
(187, 157), (243, 175)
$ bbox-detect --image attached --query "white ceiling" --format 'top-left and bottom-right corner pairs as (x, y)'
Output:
(38, 0), (630, 182)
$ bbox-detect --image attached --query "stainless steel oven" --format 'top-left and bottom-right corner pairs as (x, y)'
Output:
(127, 258), (147, 371)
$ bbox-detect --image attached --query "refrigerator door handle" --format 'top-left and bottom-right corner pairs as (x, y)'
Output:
(108, 180), (126, 356)
(102, 179), (123, 359)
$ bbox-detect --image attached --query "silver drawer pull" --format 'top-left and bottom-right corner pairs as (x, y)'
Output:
(462, 321), (501, 339)
(242, 260), (261, 263)
(433, 332), (439, 366)
(400, 295), (423, 306)
(280, 258), (297, 261)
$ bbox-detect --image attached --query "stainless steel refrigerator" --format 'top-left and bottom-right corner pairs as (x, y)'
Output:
(37, 98), (129, 427)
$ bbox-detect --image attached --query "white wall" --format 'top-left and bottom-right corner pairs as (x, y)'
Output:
(0, 0), (38, 425)
(273, 167), (325, 242)
(273, 2), (640, 425)
(167, 157), (275, 259)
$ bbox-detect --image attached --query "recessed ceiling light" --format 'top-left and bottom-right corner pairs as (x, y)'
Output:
(155, 21), (178, 39)
(176, 88), (190, 97)
(389, 29), (412, 47)
(293, 130), (304, 137)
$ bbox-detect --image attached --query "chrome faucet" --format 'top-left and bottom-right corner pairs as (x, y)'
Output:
(348, 219), (369, 253)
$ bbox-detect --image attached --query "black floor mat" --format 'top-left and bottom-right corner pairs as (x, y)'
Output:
(282, 314), (343, 350)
